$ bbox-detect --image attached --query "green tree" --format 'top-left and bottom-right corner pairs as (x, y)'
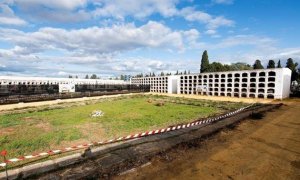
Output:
(230, 62), (252, 71)
(200, 50), (209, 73)
(184, 70), (187, 75)
(253, 60), (264, 69)
(277, 60), (282, 68)
(223, 64), (232, 71)
(209, 62), (225, 72)
(267, 60), (275, 68)
(120, 75), (125, 80)
(68, 75), (73, 78)
(90, 74), (97, 79)
(85, 74), (89, 79)
(286, 58), (298, 70)
(175, 70), (179, 75)
(286, 58), (299, 81)
(160, 72), (164, 76)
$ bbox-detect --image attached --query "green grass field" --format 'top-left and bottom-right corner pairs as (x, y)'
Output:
(0, 95), (246, 158)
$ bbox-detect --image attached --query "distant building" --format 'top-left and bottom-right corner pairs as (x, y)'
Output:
(0, 76), (129, 95)
(131, 68), (292, 99)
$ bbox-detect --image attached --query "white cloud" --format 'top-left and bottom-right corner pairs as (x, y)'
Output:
(205, 29), (217, 35)
(0, 21), (199, 56)
(212, 0), (234, 5)
(3, 0), (234, 30)
(58, 71), (68, 76)
(11, 0), (90, 23)
(180, 7), (211, 22)
(14, 0), (88, 10)
(212, 35), (276, 49)
(272, 48), (300, 59)
(92, 1), (234, 30)
(93, 0), (179, 20)
(110, 57), (192, 74)
(179, 7), (234, 30)
(206, 16), (234, 29)
(0, 4), (27, 25)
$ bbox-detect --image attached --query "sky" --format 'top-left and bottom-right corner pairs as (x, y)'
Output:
(0, 0), (299, 78)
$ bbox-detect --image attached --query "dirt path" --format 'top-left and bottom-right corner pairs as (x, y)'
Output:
(116, 99), (300, 180)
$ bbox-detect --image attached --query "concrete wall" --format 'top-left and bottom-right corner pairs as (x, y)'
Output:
(131, 68), (291, 99)
(282, 68), (292, 98)
(131, 76), (168, 93)
(167, 76), (180, 94)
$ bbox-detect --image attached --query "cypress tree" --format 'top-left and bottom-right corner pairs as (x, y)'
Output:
(253, 59), (264, 69)
(286, 58), (298, 71)
(277, 60), (282, 68)
(267, 60), (275, 68)
(286, 58), (299, 81)
(200, 50), (209, 73)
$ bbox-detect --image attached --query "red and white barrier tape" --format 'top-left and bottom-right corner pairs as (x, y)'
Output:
(0, 104), (253, 167)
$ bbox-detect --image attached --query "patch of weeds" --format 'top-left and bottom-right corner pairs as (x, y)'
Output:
(0, 116), (23, 128)
(0, 135), (9, 146)
(45, 129), (83, 145)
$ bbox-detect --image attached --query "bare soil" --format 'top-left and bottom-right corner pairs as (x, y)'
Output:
(116, 98), (300, 180)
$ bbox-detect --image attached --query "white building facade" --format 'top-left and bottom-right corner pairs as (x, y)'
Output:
(0, 76), (127, 86)
(131, 68), (291, 99)
(0, 76), (129, 93)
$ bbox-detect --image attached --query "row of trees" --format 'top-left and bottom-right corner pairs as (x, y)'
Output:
(84, 74), (100, 79)
(135, 72), (173, 78)
(252, 59), (282, 69)
(200, 50), (299, 82)
(68, 75), (78, 79)
(68, 74), (100, 79)
(68, 74), (132, 80)
(134, 70), (194, 78)
(200, 50), (282, 73)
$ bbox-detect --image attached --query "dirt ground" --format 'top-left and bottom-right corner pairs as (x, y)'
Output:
(116, 98), (300, 180)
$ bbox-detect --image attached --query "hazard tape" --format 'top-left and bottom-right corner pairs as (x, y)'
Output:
(0, 104), (253, 167)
